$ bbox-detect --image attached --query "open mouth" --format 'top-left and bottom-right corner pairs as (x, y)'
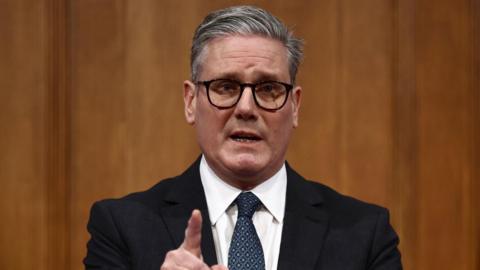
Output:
(230, 132), (261, 143)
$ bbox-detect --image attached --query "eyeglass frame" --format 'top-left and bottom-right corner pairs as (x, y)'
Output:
(195, 78), (294, 111)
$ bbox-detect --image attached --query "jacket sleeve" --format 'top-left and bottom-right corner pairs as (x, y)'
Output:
(367, 209), (403, 270)
(84, 201), (131, 269)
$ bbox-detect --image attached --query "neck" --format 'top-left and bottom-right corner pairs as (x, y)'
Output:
(203, 156), (284, 190)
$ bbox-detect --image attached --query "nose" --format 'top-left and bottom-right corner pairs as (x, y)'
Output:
(234, 87), (258, 120)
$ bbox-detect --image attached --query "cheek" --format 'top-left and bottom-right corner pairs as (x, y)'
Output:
(267, 112), (295, 146)
(195, 104), (230, 143)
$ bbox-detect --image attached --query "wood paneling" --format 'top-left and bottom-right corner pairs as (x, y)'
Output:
(0, 0), (69, 270)
(68, 1), (204, 266)
(394, 0), (419, 268)
(0, 1), (69, 269)
(0, 1), (49, 269)
(46, 0), (70, 269)
(1, 0), (478, 269)
(415, 0), (477, 268)
(289, 0), (399, 259)
(474, 1), (480, 269)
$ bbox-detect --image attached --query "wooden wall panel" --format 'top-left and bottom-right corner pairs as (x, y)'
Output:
(394, 0), (419, 268)
(0, 0), (69, 269)
(46, 0), (70, 268)
(69, 1), (130, 267)
(474, 2), (480, 269)
(0, 1), (49, 269)
(332, 0), (394, 207)
(68, 1), (201, 267)
(415, 0), (477, 268)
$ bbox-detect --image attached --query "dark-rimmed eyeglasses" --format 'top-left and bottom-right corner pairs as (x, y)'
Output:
(195, 79), (293, 111)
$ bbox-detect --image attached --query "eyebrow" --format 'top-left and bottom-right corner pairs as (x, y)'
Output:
(212, 71), (283, 83)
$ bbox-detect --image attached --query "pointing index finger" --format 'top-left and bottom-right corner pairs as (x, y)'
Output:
(180, 209), (203, 258)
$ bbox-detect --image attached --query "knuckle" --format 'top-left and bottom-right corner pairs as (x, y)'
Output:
(161, 249), (183, 269)
(168, 249), (179, 256)
(164, 251), (173, 260)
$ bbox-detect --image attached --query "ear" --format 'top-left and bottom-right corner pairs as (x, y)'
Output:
(184, 80), (197, 125)
(291, 86), (302, 128)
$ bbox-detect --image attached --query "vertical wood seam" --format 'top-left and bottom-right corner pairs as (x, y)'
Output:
(393, 0), (419, 268)
(335, 0), (346, 192)
(46, 0), (70, 269)
(471, 1), (480, 269)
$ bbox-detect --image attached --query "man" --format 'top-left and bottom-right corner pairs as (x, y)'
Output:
(84, 6), (402, 270)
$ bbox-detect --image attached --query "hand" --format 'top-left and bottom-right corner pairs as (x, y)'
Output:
(160, 210), (228, 270)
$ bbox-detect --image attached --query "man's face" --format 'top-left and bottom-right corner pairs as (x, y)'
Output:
(184, 35), (302, 189)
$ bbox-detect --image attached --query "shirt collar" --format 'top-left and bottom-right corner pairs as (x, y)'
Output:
(200, 155), (287, 225)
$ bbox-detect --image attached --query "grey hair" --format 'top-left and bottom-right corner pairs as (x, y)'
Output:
(190, 5), (304, 84)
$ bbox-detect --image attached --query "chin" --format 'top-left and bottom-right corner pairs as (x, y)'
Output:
(224, 153), (268, 176)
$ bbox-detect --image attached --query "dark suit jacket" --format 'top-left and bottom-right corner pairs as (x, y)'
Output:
(84, 159), (402, 269)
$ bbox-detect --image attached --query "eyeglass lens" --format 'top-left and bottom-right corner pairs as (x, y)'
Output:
(207, 79), (289, 110)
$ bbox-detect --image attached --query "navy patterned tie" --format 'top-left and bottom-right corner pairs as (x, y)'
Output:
(228, 192), (265, 270)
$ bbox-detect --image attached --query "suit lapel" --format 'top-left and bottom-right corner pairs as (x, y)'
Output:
(157, 159), (329, 269)
(277, 164), (329, 270)
(158, 158), (218, 266)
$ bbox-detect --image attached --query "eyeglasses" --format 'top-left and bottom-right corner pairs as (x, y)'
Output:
(196, 79), (293, 111)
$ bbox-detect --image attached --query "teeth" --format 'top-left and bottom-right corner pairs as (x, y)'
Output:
(231, 135), (259, 142)
(234, 137), (253, 142)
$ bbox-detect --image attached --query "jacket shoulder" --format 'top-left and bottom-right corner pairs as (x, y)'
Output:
(94, 176), (180, 213)
(304, 179), (390, 221)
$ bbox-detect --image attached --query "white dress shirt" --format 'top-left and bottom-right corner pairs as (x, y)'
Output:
(200, 156), (287, 270)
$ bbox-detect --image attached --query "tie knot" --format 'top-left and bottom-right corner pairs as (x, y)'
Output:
(236, 192), (261, 218)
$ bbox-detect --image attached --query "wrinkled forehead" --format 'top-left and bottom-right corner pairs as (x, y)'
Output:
(196, 35), (290, 80)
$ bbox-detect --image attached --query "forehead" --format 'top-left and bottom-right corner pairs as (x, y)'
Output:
(199, 35), (290, 81)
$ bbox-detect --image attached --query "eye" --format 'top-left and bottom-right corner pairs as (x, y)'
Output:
(255, 82), (285, 98)
(257, 83), (275, 92)
(211, 80), (239, 93)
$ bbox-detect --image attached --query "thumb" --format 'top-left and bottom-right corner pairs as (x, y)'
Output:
(180, 209), (203, 258)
